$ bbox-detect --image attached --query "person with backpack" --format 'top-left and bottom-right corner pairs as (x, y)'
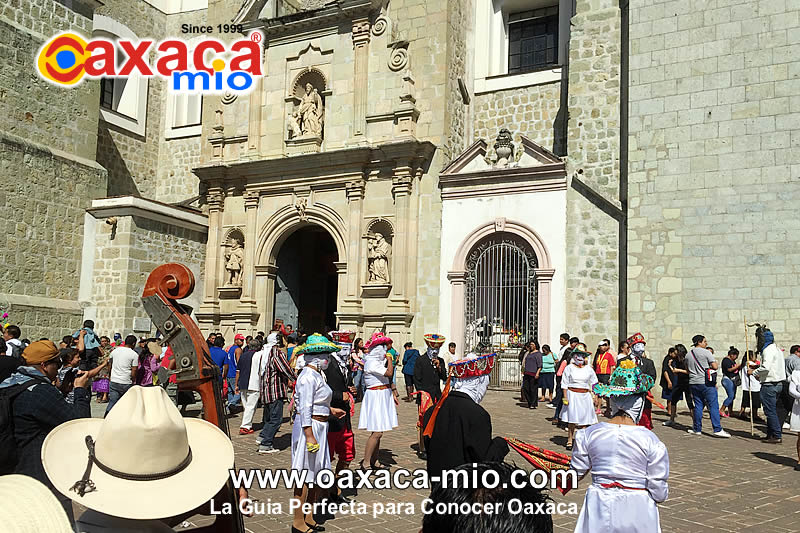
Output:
(0, 339), (91, 523)
(3, 325), (24, 361)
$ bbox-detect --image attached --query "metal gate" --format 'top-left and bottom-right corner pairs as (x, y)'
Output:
(464, 234), (537, 390)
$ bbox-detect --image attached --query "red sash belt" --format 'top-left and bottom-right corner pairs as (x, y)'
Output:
(368, 384), (391, 391)
(599, 482), (647, 491)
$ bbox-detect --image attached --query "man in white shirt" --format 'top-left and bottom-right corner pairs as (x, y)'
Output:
(757, 327), (786, 443)
(105, 335), (139, 416)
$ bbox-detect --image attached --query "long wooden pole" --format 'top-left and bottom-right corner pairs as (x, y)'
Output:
(745, 316), (754, 436)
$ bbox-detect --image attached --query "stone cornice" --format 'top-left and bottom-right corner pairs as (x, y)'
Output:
(88, 196), (208, 233)
(194, 140), (436, 192)
(438, 163), (568, 200)
(243, 0), (382, 40)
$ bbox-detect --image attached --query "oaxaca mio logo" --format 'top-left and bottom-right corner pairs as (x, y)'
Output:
(36, 32), (263, 93)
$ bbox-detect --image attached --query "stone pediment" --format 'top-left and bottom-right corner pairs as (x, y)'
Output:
(441, 136), (563, 176)
(439, 136), (566, 200)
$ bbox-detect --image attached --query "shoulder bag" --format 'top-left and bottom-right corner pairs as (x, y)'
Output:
(691, 349), (717, 387)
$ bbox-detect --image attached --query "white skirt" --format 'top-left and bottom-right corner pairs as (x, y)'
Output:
(358, 388), (398, 432)
(291, 418), (331, 484)
(575, 484), (661, 533)
(561, 391), (597, 426)
(791, 399), (800, 431)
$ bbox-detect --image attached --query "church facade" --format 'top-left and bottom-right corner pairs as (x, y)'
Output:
(1, 0), (798, 357)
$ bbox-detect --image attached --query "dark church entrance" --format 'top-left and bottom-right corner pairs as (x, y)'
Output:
(273, 225), (339, 334)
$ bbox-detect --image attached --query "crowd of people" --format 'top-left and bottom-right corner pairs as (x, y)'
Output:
(1, 316), (799, 533)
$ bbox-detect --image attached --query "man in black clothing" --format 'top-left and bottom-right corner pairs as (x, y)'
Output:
(522, 341), (543, 409)
(413, 334), (448, 459)
(423, 353), (508, 477)
(0, 340), (90, 522)
(323, 343), (355, 502)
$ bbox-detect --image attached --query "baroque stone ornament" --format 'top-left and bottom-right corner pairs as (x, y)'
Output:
(372, 16), (388, 36)
(493, 128), (515, 168)
(388, 46), (408, 72)
(294, 196), (308, 221)
(224, 234), (245, 287)
(221, 90), (237, 105)
(367, 232), (391, 283)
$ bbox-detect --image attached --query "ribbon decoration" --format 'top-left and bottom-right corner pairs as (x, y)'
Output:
(504, 437), (575, 495)
(646, 392), (667, 411)
(411, 390), (434, 429)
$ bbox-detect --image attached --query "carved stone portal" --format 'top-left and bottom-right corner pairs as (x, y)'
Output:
(223, 230), (245, 287)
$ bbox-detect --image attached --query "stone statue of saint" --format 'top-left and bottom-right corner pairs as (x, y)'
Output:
(287, 111), (302, 139)
(224, 239), (244, 286)
(367, 232), (391, 283)
(297, 83), (323, 137)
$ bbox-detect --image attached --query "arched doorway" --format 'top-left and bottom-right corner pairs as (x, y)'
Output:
(273, 226), (339, 334)
(464, 233), (538, 352)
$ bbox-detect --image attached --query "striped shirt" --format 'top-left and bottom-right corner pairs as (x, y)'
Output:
(259, 346), (295, 403)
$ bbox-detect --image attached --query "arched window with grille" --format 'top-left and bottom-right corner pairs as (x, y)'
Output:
(464, 233), (538, 354)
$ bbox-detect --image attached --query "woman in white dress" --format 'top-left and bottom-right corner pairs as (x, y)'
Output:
(571, 359), (669, 533)
(290, 334), (346, 533)
(560, 348), (598, 450)
(788, 369), (800, 471)
(358, 332), (399, 469)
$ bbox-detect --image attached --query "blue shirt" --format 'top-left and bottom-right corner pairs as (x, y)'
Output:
(209, 346), (228, 378)
(225, 345), (239, 378)
(402, 349), (420, 375)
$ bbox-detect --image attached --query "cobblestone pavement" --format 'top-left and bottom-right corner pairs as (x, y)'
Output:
(90, 390), (800, 532)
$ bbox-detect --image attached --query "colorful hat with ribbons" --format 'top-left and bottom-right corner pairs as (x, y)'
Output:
(294, 333), (340, 355)
(423, 333), (446, 347)
(593, 359), (654, 397)
(448, 353), (495, 379)
(626, 332), (646, 346)
(364, 331), (393, 350)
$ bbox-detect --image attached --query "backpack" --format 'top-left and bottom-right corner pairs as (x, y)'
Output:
(0, 376), (49, 474)
(7, 341), (24, 363)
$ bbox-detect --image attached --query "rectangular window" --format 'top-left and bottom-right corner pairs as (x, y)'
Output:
(508, 7), (559, 74)
(100, 78), (114, 110)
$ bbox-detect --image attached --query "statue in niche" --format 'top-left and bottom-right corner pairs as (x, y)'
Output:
(367, 232), (391, 284)
(297, 83), (324, 137)
(287, 111), (302, 138)
(224, 237), (244, 286)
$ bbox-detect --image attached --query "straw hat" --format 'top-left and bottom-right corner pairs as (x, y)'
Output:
(42, 386), (234, 520)
(0, 475), (73, 533)
(294, 333), (340, 355)
(364, 331), (393, 351)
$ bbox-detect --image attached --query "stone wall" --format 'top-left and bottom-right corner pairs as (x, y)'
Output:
(564, 0), (622, 346)
(0, 133), (106, 340)
(0, 2), (98, 160)
(443, 0), (469, 162)
(627, 0), (800, 347)
(92, 215), (207, 335)
(472, 82), (563, 153)
(94, 0), (168, 198)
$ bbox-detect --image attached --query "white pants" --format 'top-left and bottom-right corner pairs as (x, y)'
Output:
(240, 389), (260, 429)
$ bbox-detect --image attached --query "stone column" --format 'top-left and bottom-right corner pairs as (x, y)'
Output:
(534, 268), (555, 344)
(389, 166), (413, 308)
(202, 186), (224, 306)
(447, 270), (467, 349)
(344, 179), (365, 306)
(351, 18), (370, 139)
(239, 190), (259, 309)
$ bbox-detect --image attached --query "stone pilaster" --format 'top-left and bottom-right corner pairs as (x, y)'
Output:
(247, 77), (263, 157)
(239, 190), (260, 310)
(390, 167), (413, 309)
(351, 18), (371, 139)
(199, 185), (224, 317)
(343, 179), (365, 310)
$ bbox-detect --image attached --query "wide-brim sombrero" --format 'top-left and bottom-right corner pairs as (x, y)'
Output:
(593, 359), (654, 397)
(42, 389), (234, 520)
